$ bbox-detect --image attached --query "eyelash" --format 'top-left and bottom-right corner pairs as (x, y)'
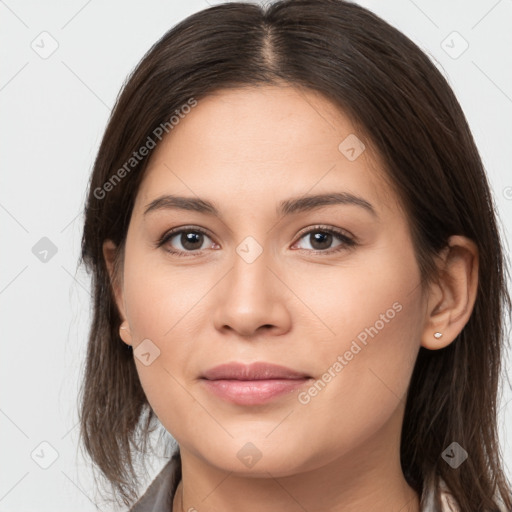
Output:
(156, 225), (357, 258)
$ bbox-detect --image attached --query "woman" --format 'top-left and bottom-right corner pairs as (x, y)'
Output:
(78, 1), (512, 510)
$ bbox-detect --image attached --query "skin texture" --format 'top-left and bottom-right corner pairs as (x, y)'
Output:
(104, 86), (478, 512)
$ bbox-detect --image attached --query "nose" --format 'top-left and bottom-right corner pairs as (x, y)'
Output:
(213, 245), (292, 338)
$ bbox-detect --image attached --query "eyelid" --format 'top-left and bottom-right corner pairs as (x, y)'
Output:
(294, 224), (356, 243)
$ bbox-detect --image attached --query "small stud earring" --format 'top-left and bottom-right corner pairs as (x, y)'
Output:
(434, 332), (443, 339)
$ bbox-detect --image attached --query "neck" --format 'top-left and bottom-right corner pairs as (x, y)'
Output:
(172, 409), (419, 512)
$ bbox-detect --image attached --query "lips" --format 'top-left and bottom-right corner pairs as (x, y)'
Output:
(200, 362), (312, 405)
(200, 361), (311, 381)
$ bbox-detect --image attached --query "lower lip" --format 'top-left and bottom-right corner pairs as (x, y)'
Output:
(201, 378), (310, 405)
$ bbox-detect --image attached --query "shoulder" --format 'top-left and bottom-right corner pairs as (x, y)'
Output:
(129, 454), (181, 512)
(422, 477), (509, 511)
(438, 479), (460, 512)
(420, 477), (459, 511)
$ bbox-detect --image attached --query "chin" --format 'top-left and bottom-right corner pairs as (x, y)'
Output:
(189, 437), (316, 477)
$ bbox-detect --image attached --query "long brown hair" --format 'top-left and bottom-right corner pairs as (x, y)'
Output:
(78, 1), (512, 509)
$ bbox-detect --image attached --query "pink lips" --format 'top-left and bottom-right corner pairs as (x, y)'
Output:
(200, 362), (311, 405)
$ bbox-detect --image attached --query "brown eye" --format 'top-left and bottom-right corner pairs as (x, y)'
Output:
(174, 231), (207, 251)
(157, 227), (216, 256)
(293, 226), (355, 253)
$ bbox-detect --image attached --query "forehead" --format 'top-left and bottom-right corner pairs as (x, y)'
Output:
(134, 85), (400, 217)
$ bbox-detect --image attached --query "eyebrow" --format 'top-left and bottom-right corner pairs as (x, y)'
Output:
(143, 192), (377, 218)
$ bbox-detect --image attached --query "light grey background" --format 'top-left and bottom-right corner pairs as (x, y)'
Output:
(1, 0), (511, 510)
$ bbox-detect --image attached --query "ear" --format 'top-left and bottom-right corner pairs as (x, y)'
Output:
(103, 239), (133, 347)
(421, 235), (479, 350)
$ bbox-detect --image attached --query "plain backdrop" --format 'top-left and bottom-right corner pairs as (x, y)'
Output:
(1, 0), (511, 510)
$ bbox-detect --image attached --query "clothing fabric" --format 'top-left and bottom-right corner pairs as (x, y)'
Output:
(130, 454), (180, 512)
(128, 454), (464, 512)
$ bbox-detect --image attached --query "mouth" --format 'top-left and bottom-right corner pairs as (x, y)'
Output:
(200, 361), (312, 405)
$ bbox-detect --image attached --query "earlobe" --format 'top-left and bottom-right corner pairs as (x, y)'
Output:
(421, 235), (479, 350)
(119, 320), (133, 346)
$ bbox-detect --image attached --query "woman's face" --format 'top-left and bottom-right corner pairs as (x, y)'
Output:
(112, 85), (427, 476)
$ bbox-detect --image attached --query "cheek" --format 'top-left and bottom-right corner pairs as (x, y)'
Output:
(293, 241), (424, 427)
(290, 242), (423, 358)
(290, 284), (423, 469)
(122, 250), (202, 341)
(120, 249), (193, 409)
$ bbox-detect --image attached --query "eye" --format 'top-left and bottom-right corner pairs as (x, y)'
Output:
(292, 225), (356, 254)
(156, 224), (356, 258)
(157, 226), (218, 257)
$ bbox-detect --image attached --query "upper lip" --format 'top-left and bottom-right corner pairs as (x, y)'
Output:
(201, 362), (311, 381)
